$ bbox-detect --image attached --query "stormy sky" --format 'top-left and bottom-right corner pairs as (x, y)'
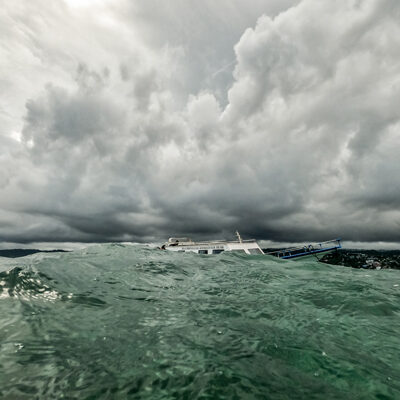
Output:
(1, 0), (400, 247)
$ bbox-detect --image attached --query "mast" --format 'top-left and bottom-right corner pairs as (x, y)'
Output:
(236, 230), (243, 243)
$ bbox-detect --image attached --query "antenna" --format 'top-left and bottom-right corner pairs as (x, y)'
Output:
(236, 230), (243, 243)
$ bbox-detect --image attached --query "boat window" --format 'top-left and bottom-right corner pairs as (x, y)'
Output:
(198, 250), (208, 254)
(248, 248), (263, 254)
(212, 249), (224, 254)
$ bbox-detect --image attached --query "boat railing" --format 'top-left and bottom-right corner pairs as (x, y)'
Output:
(180, 239), (256, 245)
(264, 238), (342, 258)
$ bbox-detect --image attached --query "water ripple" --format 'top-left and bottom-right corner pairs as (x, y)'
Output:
(0, 245), (399, 399)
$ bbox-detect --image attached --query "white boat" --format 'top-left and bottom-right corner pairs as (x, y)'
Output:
(162, 231), (264, 255)
(161, 232), (342, 260)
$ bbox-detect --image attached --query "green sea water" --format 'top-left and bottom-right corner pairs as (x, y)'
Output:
(0, 244), (399, 399)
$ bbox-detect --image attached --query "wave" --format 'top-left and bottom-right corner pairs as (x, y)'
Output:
(1, 244), (399, 399)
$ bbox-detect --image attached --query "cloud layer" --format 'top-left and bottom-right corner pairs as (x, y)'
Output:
(1, 0), (400, 245)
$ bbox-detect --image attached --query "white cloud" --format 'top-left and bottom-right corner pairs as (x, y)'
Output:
(0, 0), (399, 245)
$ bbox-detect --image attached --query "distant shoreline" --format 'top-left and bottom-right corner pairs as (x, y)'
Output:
(0, 249), (69, 258)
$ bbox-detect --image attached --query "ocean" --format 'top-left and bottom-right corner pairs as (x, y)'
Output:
(1, 244), (399, 399)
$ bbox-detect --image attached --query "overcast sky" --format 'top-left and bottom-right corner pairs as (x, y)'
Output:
(1, 0), (400, 247)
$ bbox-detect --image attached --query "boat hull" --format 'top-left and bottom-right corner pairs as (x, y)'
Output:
(163, 238), (264, 255)
(282, 248), (337, 261)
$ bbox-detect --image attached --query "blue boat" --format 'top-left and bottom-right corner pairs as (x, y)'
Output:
(265, 238), (342, 260)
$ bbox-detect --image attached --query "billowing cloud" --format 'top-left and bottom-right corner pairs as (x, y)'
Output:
(1, 0), (399, 246)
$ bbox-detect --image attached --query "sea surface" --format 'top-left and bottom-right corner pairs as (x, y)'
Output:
(1, 244), (400, 399)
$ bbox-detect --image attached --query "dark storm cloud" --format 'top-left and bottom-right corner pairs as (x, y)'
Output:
(1, 0), (400, 246)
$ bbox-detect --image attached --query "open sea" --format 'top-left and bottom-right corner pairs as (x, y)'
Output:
(1, 244), (400, 399)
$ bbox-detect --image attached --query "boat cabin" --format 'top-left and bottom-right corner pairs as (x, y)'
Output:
(163, 232), (264, 255)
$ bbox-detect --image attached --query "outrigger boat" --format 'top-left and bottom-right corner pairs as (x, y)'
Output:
(162, 232), (342, 260)
(264, 238), (342, 260)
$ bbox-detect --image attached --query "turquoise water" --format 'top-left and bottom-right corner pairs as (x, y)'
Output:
(1, 244), (399, 399)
